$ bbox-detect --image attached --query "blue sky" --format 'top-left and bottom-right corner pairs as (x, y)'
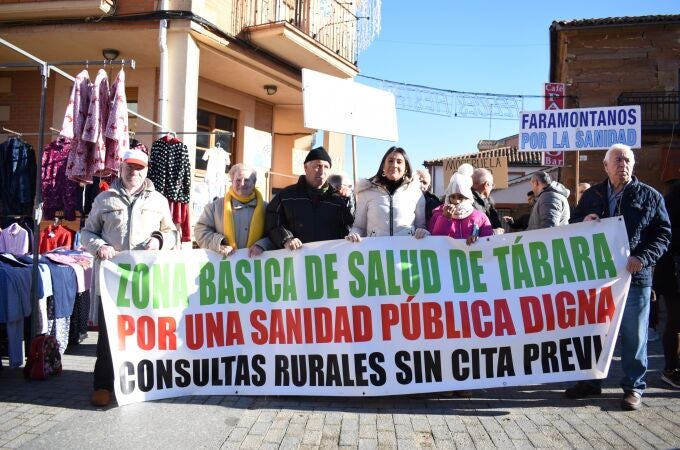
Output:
(343, 1), (678, 179)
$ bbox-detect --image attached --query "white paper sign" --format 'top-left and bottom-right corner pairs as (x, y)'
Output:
(302, 68), (398, 141)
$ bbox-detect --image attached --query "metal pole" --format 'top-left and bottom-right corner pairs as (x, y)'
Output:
(30, 63), (48, 339)
(352, 135), (358, 187)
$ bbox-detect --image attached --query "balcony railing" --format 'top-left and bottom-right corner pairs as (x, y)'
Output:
(618, 91), (680, 131)
(234, 0), (359, 64)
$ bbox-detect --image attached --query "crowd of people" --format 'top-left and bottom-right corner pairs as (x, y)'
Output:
(83, 143), (676, 411)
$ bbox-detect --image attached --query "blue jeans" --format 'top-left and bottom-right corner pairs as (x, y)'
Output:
(587, 285), (650, 395)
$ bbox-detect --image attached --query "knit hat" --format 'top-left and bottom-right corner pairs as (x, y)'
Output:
(445, 163), (474, 200)
(122, 148), (149, 167)
(304, 146), (332, 167)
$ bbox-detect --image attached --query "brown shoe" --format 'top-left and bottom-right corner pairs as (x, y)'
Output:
(621, 391), (641, 411)
(91, 389), (112, 407)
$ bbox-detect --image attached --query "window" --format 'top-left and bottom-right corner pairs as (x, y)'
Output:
(195, 107), (236, 178)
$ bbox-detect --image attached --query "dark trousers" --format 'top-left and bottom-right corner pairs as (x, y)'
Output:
(93, 296), (114, 391)
(662, 293), (680, 372)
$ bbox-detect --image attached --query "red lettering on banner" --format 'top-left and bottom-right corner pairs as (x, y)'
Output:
(117, 314), (135, 350)
(250, 306), (373, 345)
(381, 298), (516, 340)
(185, 312), (244, 349)
(520, 286), (615, 333)
(117, 314), (177, 351)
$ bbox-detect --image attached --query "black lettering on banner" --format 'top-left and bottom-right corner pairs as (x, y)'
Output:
(451, 347), (514, 381)
(120, 361), (135, 394)
(175, 359), (191, 387)
(274, 353), (386, 387)
(395, 350), (442, 384)
(523, 335), (603, 375)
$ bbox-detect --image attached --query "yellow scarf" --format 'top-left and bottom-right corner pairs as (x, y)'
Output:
(222, 187), (265, 249)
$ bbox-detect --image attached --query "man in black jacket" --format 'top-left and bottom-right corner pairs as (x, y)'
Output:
(265, 147), (354, 249)
(564, 143), (671, 411)
(471, 168), (504, 234)
(416, 169), (442, 225)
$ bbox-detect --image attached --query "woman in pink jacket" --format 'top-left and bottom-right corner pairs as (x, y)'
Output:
(429, 163), (492, 245)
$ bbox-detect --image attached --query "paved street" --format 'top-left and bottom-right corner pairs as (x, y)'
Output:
(1, 331), (679, 449)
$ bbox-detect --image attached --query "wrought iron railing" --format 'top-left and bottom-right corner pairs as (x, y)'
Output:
(618, 91), (680, 130)
(234, 0), (360, 64)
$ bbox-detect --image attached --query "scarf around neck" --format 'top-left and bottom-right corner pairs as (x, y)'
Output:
(222, 187), (264, 249)
(450, 200), (475, 220)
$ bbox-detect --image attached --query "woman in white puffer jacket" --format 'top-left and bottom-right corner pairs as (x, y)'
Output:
(347, 146), (429, 241)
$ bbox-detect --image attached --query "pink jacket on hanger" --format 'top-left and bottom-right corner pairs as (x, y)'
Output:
(82, 69), (110, 179)
(63, 70), (91, 183)
(103, 67), (129, 175)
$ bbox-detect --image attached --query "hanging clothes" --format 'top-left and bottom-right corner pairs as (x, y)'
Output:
(103, 67), (129, 172)
(149, 136), (192, 242)
(41, 137), (80, 221)
(39, 224), (74, 253)
(0, 137), (36, 216)
(81, 68), (110, 180)
(149, 135), (191, 203)
(63, 70), (92, 184)
(202, 145), (231, 201)
(0, 222), (29, 255)
(63, 68), (128, 183)
(0, 255), (36, 367)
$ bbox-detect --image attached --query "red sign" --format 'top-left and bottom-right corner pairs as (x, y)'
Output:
(544, 83), (565, 110)
(543, 83), (565, 166)
(542, 151), (565, 166)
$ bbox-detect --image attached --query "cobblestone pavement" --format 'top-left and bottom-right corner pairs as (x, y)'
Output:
(1, 332), (679, 449)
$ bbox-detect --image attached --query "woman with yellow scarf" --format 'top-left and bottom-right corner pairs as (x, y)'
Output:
(194, 163), (272, 257)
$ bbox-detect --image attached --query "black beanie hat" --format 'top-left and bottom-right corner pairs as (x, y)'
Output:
(304, 146), (332, 167)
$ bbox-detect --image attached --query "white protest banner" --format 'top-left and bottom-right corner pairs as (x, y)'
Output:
(100, 218), (631, 405)
(519, 105), (641, 151)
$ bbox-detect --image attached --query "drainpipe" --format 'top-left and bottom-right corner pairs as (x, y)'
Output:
(158, 0), (169, 132)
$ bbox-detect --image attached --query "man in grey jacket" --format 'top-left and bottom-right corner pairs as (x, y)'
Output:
(82, 148), (179, 407)
(526, 171), (570, 230)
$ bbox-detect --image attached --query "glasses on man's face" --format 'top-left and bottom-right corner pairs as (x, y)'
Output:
(486, 182), (495, 188)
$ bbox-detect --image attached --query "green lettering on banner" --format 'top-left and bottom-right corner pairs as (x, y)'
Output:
(199, 262), (216, 305)
(282, 257), (297, 301)
(468, 251), (487, 292)
(591, 233), (617, 279)
(152, 264), (170, 308)
(173, 263), (189, 307)
(131, 263), (150, 308)
(400, 250), (420, 295)
(116, 263), (132, 307)
(235, 259), (252, 303)
(385, 251), (400, 296)
(528, 242), (552, 287)
(552, 239), (576, 284)
(448, 249), (470, 293)
(253, 259), (263, 301)
(305, 255), (324, 300)
(324, 253), (340, 299)
(265, 258), (281, 301)
(368, 250), (387, 296)
(569, 236), (595, 281)
(348, 251), (365, 298)
(493, 245), (511, 290)
(511, 243), (534, 289)
(218, 260), (235, 304)
(421, 250), (441, 294)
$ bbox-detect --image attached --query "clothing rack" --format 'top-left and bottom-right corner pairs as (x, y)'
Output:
(0, 37), (145, 343)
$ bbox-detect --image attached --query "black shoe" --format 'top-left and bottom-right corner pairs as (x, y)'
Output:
(661, 370), (680, 389)
(564, 381), (602, 399)
(621, 391), (641, 411)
